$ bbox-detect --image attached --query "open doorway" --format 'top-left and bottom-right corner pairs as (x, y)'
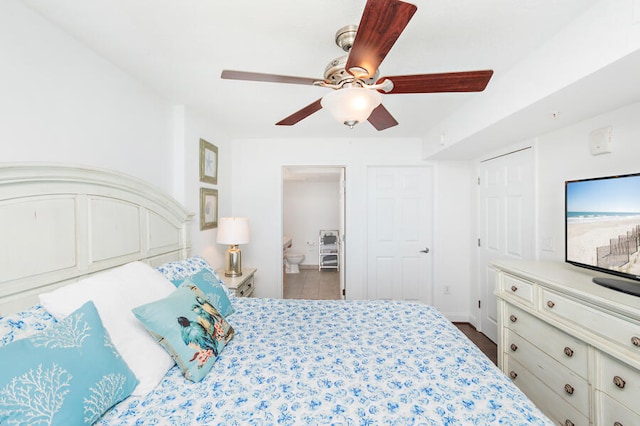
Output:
(282, 166), (345, 300)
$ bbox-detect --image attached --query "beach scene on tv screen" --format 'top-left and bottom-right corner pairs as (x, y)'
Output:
(567, 175), (640, 276)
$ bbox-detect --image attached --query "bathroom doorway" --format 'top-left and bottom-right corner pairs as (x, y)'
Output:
(282, 166), (345, 300)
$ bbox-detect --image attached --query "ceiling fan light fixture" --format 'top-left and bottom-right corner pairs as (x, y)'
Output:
(321, 87), (381, 129)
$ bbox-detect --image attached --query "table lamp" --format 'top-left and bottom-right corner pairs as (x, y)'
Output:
(216, 217), (250, 277)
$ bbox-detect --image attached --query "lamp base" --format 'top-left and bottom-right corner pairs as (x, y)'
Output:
(225, 245), (243, 277)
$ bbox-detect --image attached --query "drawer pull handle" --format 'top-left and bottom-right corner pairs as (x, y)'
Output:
(564, 347), (574, 357)
(564, 384), (574, 395)
(564, 420), (575, 426)
(510, 285), (518, 292)
(509, 371), (517, 379)
(510, 343), (518, 352)
(614, 422), (623, 426)
(509, 315), (517, 323)
(613, 376), (626, 389)
(239, 290), (245, 296)
(631, 336), (640, 347)
(546, 300), (555, 308)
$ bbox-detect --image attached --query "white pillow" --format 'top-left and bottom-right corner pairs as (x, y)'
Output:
(39, 261), (176, 396)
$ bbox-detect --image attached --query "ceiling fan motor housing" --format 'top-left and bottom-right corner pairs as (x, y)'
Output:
(324, 55), (379, 86)
(330, 25), (380, 86)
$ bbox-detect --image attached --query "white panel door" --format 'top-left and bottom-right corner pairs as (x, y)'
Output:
(478, 148), (534, 342)
(367, 166), (433, 304)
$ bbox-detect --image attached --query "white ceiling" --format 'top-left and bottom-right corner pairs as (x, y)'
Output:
(22, 0), (601, 140)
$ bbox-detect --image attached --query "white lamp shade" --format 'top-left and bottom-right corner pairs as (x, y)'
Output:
(321, 87), (382, 126)
(216, 217), (250, 245)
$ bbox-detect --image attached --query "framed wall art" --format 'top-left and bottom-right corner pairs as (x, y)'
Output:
(199, 139), (218, 185)
(200, 187), (218, 230)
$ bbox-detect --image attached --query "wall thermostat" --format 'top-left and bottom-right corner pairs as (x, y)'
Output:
(589, 126), (613, 155)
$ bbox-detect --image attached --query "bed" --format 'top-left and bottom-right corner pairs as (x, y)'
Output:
(0, 164), (552, 425)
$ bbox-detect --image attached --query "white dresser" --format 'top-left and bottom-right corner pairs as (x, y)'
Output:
(493, 260), (640, 426)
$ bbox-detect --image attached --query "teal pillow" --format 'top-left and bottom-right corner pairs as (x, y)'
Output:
(132, 283), (234, 382)
(171, 269), (235, 317)
(0, 301), (138, 425)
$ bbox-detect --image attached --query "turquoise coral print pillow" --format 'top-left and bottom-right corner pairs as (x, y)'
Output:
(132, 283), (234, 382)
(0, 301), (138, 425)
(171, 269), (235, 317)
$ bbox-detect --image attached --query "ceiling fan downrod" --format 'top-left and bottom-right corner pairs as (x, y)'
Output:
(335, 24), (358, 52)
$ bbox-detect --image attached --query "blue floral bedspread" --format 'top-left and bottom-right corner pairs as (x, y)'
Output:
(1, 299), (552, 425)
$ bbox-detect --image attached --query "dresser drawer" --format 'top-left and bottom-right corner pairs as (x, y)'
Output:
(598, 353), (640, 413)
(216, 268), (257, 298)
(236, 274), (254, 297)
(504, 304), (587, 378)
(598, 391), (640, 426)
(505, 356), (589, 426)
(502, 273), (534, 305)
(540, 288), (640, 353)
(505, 329), (589, 415)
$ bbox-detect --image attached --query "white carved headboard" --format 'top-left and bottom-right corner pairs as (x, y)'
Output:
(0, 164), (193, 314)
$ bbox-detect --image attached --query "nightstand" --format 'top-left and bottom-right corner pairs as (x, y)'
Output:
(215, 268), (256, 297)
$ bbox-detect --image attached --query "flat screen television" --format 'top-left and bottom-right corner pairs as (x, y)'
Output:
(565, 172), (640, 296)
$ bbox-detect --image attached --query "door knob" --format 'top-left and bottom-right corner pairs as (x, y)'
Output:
(420, 248), (430, 253)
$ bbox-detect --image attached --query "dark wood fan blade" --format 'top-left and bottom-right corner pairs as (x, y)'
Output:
(380, 70), (494, 94)
(221, 70), (320, 86)
(276, 99), (323, 126)
(368, 104), (398, 130)
(346, 0), (417, 78)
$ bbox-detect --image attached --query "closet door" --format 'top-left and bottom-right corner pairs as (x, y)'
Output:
(366, 166), (433, 304)
(478, 147), (534, 342)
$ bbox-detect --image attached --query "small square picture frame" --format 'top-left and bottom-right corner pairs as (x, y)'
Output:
(199, 139), (218, 185)
(200, 187), (218, 230)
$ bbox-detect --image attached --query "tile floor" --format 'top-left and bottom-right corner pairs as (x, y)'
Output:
(283, 267), (497, 365)
(283, 267), (341, 300)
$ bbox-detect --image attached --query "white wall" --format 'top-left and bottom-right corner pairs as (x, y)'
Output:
(432, 161), (475, 322)
(189, 101), (640, 321)
(180, 108), (232, 267)
(0, 0), (174, 193)
(230, 138), (428, 300)
(0, 0), (230, 265)
(283, 180), (340, 266)
(537, 101), (640, 262)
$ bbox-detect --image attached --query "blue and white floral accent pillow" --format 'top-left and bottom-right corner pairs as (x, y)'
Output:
(171, 269), (235, 317)
(132, 283), (234, 382)
(156, 256), (233, 298)
(156, 255), (214, 281)
(0, 301), (138, 425)
(0, 305), (56, 348)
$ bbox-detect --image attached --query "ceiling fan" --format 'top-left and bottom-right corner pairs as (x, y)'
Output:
(221, 0), (493, 131)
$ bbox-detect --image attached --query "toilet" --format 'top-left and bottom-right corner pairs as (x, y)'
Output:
(285, 250), (305, 273)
